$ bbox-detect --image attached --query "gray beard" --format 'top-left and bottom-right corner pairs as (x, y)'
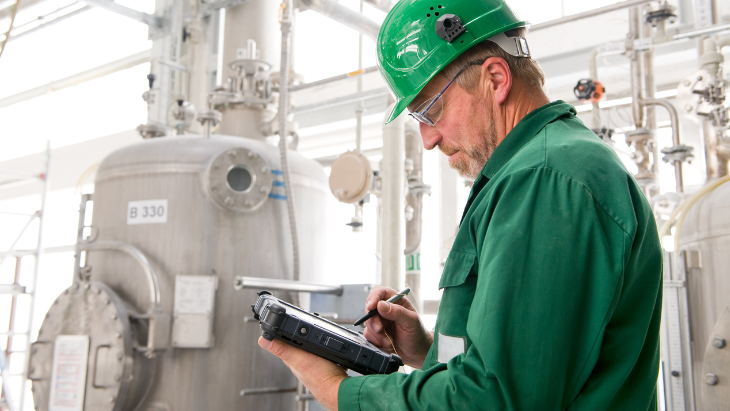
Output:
(453, 119), (498, 180)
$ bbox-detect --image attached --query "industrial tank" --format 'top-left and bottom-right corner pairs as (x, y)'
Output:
(29, 135), (330, 411)
(677, 182), (730, 409)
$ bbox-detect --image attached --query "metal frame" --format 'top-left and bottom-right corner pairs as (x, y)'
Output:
(0, 142), (51, 411)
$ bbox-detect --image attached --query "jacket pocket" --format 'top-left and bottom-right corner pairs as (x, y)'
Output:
(439, 250), (477, 289)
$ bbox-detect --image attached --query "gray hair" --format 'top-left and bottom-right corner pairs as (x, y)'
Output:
(439, 28), (545, 92)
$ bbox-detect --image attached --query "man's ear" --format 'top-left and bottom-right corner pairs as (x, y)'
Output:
(478, 57), (512, 105)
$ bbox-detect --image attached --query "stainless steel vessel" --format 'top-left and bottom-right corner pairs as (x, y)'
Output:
(30, 135), (330, 411)
(677, 183), (730, 410)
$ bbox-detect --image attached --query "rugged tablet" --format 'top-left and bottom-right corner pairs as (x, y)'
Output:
(252, 291), (403, 375)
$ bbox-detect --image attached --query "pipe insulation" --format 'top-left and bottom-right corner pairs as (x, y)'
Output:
(300, 0), (380, 40)
(381, 105), (406, 291)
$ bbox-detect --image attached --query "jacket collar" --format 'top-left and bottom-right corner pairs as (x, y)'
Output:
(480, 100), (577, 181)
(460, 101), (576, 224)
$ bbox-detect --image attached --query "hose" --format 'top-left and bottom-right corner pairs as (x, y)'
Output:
(658, 174), (730, 251)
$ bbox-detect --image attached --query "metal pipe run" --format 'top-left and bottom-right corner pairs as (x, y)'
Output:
(530, 0), (653, 32)
(240, 387), (298, 396)
(300, 0), (380, 40)
(640, 98), (685, 192)
(1, 4), (91, 43)
(284, 66), (378, 92)
(673, 23), (730, 40)
(381, 105), (406, 292)
(79, 240), (162, 310)
(291, 87), (389, 114)
(233, 276), (344, 295)
(83, 0), (162, 27)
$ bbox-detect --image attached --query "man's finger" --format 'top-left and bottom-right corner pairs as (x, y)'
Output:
(366, 286), (416, 312)
(366, 286), (396, 311)
(377, 301), (418, 329)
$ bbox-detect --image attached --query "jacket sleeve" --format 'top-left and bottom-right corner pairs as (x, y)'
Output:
(338, 167), (631, 411)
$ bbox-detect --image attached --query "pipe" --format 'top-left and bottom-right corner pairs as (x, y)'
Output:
(72, 194), (91, 284)
(79, 240), (162, 310)
(629, 7), (645, 130)
(673, 23), (730, 40)
(299, 0), (380, 40)
(530, 0), (653, 32)
(284, 66), (378, 92)
(381, 105), (406, 291)
(240, 387), (298, 396)
(363, 0), (398, 13)
(233, 276), (344, 295)
(291, 87), (390, 114)
(404, 120), (423, 312)
(640, 98), (684, 192)
(278, 0), (301, 295)
(0, 4), (91, 43)
(641, 7), (661, 184)
(588, 47), (601, 130)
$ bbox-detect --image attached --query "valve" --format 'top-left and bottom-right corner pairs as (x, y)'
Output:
(574, 79), (605, 103)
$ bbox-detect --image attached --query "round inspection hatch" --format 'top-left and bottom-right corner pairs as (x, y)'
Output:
(29, 282), (152, 411)
(207, 148), (274, 212)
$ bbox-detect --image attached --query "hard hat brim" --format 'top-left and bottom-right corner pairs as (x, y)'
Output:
(385, 93), (418, 124)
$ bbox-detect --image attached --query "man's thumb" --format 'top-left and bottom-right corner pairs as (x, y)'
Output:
(378, 301), (404, 321)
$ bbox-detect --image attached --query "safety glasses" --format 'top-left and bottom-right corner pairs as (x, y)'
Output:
(408, 61), (484, 127)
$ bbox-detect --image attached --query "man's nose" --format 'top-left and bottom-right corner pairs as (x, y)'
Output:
(420, 122), (441, 150)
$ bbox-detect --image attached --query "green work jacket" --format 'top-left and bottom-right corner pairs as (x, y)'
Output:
(338, 101), (663, 410)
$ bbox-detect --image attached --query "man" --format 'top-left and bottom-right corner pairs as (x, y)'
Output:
(259, 0), (663, 409)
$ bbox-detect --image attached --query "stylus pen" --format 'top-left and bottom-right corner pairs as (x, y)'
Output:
(353, 287), (411, 326)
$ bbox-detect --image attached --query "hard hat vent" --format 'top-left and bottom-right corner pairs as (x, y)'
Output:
(426, 5), (442, 18)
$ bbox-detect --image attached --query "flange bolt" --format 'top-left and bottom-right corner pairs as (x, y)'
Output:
(706, 373), (719, 386)
(712, 337), (726, 349)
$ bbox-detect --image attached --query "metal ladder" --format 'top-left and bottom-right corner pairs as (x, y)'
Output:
(0, 142), (51, 411)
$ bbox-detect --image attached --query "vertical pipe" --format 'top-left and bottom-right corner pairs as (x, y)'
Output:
(187, 13), (213, 135)
(588, 48), (601, 130)
(404, 121), (423, 313)
(219, 0), (282, 138)
(355, 0), (364, 153)
(641, 5), (661, 196)
(72, 194), (90, 283)
(629, 7), (645, 130)
(381, 106), (406, 291)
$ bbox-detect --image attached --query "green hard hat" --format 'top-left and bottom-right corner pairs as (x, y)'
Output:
(377, 0), (528, 123)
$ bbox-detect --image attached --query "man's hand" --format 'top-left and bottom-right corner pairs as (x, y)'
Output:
(362, 286), (434, 368)
(258, 337), (347, 411)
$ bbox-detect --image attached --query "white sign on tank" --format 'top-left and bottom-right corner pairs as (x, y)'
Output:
(48, 335), (90, 411)
(127, 199), (168, 225)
